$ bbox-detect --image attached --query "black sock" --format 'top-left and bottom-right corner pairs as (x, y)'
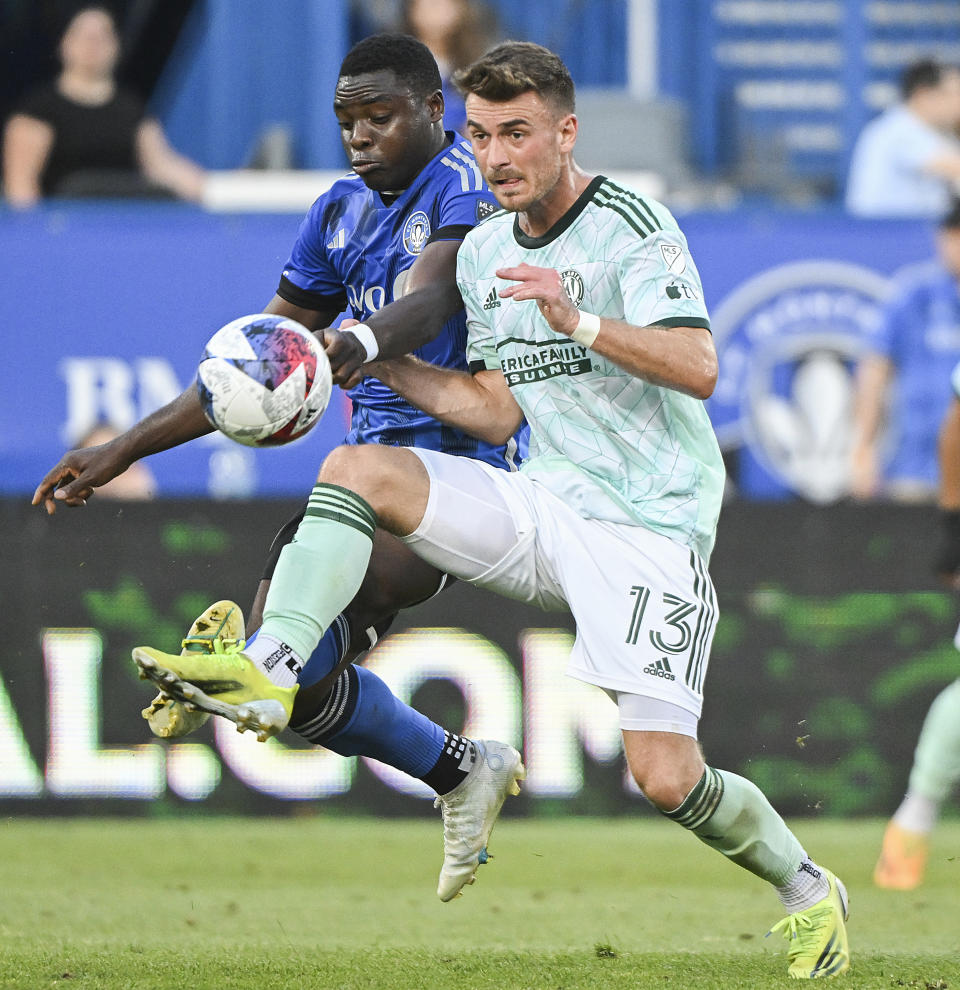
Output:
(421, 730), (478, 795)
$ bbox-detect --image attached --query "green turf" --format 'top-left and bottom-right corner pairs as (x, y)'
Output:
(1, 817), (958, 988)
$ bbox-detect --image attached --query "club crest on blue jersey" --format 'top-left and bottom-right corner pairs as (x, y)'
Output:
(402, 211), (431, 255)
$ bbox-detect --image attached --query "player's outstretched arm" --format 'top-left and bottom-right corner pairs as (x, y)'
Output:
(321, 240), (465, 388)
(373, 358), (523, 445)
(32, 386), (212, 514)
(497, 263), (717, 399)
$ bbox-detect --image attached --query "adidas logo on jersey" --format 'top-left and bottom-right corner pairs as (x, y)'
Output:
(326, 229), (346, 251)
(643, 658), (676, 681)
(483, 286), (501, 310)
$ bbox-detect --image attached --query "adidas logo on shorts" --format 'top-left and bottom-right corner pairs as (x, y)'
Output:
(643, 657), (676, 681)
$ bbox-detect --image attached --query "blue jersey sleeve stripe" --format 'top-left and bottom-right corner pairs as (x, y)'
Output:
(447, 146), (484, 190)
(440, 156), (470, 192)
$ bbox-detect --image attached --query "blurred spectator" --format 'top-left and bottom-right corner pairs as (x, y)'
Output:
(399, 0), (498, 135)
(873, 380), (960, 890)
(851, 201), (960, 500)
(76, 423), (157, 501)
(2, 5), (205, 209)
(846, 58), (960, 218)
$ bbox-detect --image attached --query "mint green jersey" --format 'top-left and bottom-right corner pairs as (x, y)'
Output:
(458, 175), (725, 560)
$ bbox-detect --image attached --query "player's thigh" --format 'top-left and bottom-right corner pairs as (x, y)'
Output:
(249, 506), (445, 635)
(541, 508), (719, 720)
(400, 448), (565, 608)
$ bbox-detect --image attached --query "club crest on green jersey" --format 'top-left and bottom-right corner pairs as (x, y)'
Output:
(559, 269), (585, 307)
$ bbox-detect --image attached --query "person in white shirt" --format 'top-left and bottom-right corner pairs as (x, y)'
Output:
(846, 58), (960, 219)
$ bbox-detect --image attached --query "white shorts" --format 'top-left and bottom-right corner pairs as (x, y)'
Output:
(401, 449), (718, 723)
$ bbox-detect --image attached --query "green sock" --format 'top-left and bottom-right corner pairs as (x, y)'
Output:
(664, 767), (804, 887)
(907, 678), (960, 804)
(259, 483), (377, 662)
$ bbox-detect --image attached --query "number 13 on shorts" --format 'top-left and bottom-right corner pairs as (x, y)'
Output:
(625, 574), (715, 698)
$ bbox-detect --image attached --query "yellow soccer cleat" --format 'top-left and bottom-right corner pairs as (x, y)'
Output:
(133, 641), (297, 742)
(873, 821), (929, 890)
(141, 600), (247, 738)
(768, 870), (850, 979)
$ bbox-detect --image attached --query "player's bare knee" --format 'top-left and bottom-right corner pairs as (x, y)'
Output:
(637, 773), (697, 812)
(318, 445), (393, 510)
(627, 754), (705, 811)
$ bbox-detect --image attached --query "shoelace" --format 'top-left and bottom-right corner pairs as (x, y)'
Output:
(180, 636), (246, 655)
(767, 909), (819, 957)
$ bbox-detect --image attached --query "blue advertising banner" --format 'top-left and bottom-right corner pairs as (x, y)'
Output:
(0, 204), (941, 499)
(0, 205), (353, 499)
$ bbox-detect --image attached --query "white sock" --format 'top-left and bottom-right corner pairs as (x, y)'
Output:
(776, 857), (830, 913)
(893, 792), (938, 834)
(243, 633), (303, 688)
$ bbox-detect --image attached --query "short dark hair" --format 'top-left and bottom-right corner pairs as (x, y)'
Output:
(900, 58), (945, 100)
(454, 41), (575, 114)
(940, 199), (960, 230)
(339, 34), (441, 98)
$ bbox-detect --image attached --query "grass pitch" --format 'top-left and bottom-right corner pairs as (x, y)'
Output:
(1, 816), (957, 989)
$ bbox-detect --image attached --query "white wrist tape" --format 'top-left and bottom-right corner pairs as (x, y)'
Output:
(571, 310), (601, 348)
(343, 322), (379, 362)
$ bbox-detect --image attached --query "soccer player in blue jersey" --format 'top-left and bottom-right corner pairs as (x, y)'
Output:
(34, 34), (524, 900)
(851, 202), (960, 500)
(131, 41), (850, 976)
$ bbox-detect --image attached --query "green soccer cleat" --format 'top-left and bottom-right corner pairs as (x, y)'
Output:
(768, 870), (850, 979)
(141, 600), (247, 738)
(133, 640), (297, 743)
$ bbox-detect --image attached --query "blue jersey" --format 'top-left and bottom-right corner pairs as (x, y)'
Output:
(865, 261), (960, 485)
(277, 132), (523, 469)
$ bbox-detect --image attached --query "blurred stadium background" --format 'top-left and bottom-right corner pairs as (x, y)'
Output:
(2, 0), (960, 837)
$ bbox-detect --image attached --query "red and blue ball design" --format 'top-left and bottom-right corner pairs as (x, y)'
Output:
(197, 314), (332, 447)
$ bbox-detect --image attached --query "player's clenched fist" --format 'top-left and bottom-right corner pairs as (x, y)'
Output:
(322, 320), (369, 390)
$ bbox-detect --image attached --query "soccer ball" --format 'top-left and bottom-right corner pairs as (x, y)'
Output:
(197, 314), (332, 447)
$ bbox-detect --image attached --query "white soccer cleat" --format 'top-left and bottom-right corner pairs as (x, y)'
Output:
(435, 739), (525, 902)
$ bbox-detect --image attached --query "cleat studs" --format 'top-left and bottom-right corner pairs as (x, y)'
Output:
(181, 687), (195, 700)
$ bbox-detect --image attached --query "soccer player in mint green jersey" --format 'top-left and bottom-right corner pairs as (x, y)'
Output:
(133, 42), (850, 976)
(875, 368), (960, 890)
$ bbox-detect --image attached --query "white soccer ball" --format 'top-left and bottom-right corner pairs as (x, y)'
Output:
(197, 314), (332, 447)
